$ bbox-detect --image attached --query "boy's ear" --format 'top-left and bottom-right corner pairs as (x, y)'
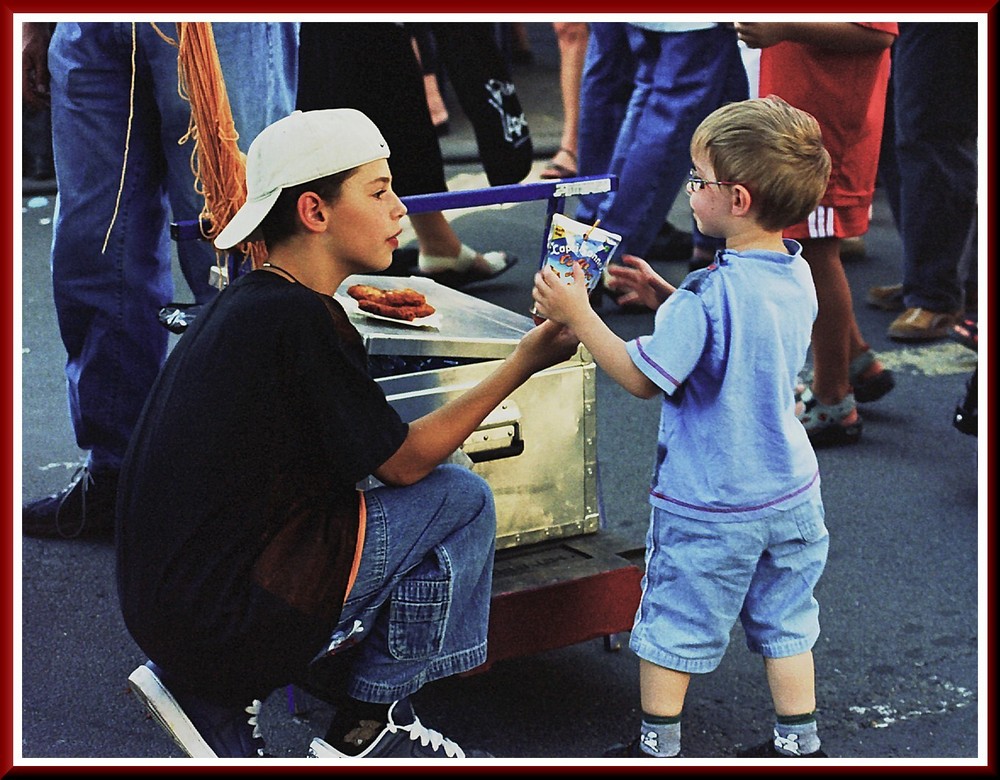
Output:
(296, 191), (329, 235)
(730, 184), (752, 217)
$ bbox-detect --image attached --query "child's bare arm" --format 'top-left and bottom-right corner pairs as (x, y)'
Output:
(734, 22), (895, 53)
(532, 265), (660, 399)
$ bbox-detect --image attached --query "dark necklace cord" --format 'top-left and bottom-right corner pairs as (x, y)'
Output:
(261, 262), (302, 285)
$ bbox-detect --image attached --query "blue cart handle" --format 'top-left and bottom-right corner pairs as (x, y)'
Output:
(399, 174), (616, 213)
(171, 173), (617, 274)
(171, 175), (616, 237)
(400, 175), (616, 271)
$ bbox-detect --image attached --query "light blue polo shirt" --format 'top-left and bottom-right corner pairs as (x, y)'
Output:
(625, 240), (821, 521)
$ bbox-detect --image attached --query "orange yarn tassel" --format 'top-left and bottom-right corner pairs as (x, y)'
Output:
(159, 22), (267, 273)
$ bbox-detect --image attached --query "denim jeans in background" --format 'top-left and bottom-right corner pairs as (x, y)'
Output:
(576, 23), (748, 259)
(47, 22), (299, 474)
(877, 22), (978, 313)
(321, 465), (497, 704)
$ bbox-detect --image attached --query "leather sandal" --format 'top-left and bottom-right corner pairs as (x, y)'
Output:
(950, 317), (978, 352)
(848, 350), (895, 403)
(795, 351), (894, 406)
(888, 307), (960, 341)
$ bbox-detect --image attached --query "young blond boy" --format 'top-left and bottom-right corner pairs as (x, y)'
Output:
(533, 96), (833, 758)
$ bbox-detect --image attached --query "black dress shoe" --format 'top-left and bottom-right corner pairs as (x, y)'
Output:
(23, 466), (118, 539)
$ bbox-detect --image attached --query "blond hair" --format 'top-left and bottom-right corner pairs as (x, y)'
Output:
(691, 96), (831, 232)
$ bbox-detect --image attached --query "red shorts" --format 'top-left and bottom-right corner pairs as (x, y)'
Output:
(783, 202), (872, 241)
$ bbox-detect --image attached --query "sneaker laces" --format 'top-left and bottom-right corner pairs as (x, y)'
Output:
(55, 466), (93, 539)
(245, 699), (266, 757)
(389, 712), (465, 758)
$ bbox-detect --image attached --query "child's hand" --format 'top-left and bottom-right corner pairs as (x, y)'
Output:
(733, 22), (788, 49)
(605, 254), (676, 310)
(515, 317), (581, 374)
(532, 263), (592, 327)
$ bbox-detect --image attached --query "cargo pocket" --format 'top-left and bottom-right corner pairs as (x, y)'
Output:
(387, 548), (452, 661)
(793, 499), (828, 546)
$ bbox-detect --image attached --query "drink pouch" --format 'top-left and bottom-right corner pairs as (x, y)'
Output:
(532, 213), (622, 321)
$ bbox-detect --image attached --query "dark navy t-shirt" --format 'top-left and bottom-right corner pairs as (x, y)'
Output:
(116, 271), (408, 705)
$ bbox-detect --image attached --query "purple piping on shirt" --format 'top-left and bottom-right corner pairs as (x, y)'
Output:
(634, 338), (681, 388)
(650, 468), (820, 514)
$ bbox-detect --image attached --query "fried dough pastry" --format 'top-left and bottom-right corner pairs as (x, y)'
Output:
(346, 284), (386, 302)
(347, 285), (427, 306)
(357, 299), (436, 321)
(382, 288), (427, 306)
(347, 284), (433, 320)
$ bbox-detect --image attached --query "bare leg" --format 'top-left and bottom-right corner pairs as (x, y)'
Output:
(763, 651), (816, 716)
(411, 36), (449, 129)
(411, 211), (509, 276)
(800, 236), (859, 413)
(410, 211), (462, 258)
(552, 22), (587, 168)
(639, 658), (690, 717)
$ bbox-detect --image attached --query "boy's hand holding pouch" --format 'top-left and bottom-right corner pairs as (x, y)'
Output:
(531, 213), (621, 324)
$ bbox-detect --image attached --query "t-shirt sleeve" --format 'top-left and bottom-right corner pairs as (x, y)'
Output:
(290, 297), (409, 484)
(625, 288), (708, 397)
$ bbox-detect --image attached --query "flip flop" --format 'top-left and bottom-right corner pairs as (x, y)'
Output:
(540, 147), (578, 180)
(418, 244), (519, 288)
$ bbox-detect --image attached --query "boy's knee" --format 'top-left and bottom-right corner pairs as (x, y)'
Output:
(433, 465), (496, 533)
(435, 463), (492, 500)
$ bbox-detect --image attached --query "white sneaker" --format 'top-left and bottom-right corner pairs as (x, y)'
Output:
(307, 698), (491, 758)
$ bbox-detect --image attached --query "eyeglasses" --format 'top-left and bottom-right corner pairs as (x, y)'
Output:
(686, 169), (740, 192)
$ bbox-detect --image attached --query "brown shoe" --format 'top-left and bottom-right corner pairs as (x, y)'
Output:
(887, 307), (959, 341)
(867, 283), (904, 311)
(840, 236), (867, 259)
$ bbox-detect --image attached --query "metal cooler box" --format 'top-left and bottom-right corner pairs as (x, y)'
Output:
(339, 274), (600, 550)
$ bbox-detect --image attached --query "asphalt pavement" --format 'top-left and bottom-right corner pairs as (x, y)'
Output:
(14, 22), (987, 771)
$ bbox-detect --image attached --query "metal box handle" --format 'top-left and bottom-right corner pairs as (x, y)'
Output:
(462, 400), (524, 463)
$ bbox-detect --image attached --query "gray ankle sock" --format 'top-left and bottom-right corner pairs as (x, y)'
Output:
(638, 716), (681, 757)
(773, 719), (821, 756)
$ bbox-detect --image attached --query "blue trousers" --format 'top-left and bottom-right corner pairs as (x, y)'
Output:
(877, 22), (978, 313)
(47, 22), (298, 473)
(576, 23), (748, 258)
(322, 465), (497, 704)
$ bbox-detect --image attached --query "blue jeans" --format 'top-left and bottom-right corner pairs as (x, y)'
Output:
(576, 24), (748, 258)
(323, 465), (496, 704)
(47, 22), (299, 473)
(878, 22), (978, 313)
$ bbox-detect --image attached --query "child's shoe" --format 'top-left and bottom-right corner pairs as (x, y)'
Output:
(737, 738), (828, 758)
(603, 737), (680, 757)
(796, 389), (863, 446)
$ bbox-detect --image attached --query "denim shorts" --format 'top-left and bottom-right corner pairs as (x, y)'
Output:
(629, 496), (828, 673)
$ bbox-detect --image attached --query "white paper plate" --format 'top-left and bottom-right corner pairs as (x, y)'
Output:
(335, 293), (443, 329)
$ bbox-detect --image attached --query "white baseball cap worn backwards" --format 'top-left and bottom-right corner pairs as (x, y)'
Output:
(214, 108), (390, 250)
